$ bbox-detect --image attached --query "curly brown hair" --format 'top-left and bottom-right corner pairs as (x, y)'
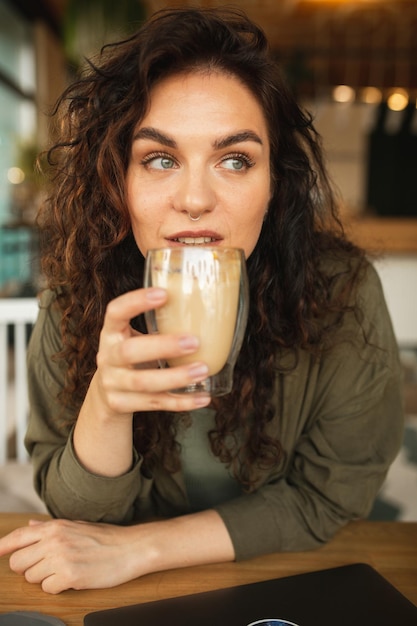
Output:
(38, 7), (364, 490)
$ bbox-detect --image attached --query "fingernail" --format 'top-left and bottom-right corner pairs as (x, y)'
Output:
(188, 363), (209, 380)
(146, 288), (166, 302)
(179, 335), (199, 352)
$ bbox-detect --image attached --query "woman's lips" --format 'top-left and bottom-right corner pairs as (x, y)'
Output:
(166, 230), (223, 245)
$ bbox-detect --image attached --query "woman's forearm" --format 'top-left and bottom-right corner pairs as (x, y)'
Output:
(128, 509), (236, 578)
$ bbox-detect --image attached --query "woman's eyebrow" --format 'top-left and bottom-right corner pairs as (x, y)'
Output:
(214, 130), (263, 149)
(132, 128), (263, 150)
(132, 127), (177, 148)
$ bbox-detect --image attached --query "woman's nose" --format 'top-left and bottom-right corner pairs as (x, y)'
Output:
(173, 168), (216, 217)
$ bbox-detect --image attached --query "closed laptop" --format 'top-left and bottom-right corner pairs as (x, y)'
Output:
(84, 563), (417, 626)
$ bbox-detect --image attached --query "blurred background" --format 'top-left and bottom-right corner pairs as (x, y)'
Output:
(1, 0), (417, 294)
(0, 0), (416, 517)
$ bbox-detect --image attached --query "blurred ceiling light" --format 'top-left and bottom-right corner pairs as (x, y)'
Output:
(332, 85), (355, 103)
(360, 87), (382, 104)
(387, 89), (409, 111)
(7, 167), (25, 184)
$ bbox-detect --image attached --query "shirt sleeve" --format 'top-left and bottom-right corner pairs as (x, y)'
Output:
(215, 262), (404, 559)
(25, 290), (153, 523)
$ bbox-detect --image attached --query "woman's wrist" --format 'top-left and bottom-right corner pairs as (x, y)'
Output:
(73, 373), (134, 477)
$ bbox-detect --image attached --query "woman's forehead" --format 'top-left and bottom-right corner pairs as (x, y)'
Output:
(138, 70), (269, 136)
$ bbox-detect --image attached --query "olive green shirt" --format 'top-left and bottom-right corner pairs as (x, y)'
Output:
(25, 260), (404, 560)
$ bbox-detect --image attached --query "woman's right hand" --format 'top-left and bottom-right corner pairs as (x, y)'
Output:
(73, 287), (210, 476)
(94, 287), (211, 416)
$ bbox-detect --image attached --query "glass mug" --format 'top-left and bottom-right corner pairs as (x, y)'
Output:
(144, 246), (249, 396)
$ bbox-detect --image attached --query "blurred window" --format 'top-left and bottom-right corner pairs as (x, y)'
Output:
(0, 1), (36, 291)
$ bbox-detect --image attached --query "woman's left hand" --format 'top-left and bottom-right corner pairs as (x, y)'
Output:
(0, 509), (235, 594)
(0, 518), (141, 594)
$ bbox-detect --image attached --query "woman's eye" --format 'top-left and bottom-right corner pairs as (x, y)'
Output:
(220, 155), (254, 171)
(143, 155), (176, 170)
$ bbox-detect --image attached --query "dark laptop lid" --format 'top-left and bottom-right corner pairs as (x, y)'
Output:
(84, 563), (417, 626)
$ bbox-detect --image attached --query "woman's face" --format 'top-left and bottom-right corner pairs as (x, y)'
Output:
(126, 70), (271, 258)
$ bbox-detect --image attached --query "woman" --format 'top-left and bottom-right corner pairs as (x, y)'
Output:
(0, 7), (403, 593)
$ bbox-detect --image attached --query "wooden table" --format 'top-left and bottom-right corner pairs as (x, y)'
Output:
(1, 514), (416, 625)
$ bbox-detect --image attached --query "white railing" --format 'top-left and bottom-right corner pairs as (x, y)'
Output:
(0, 298), (39, 464)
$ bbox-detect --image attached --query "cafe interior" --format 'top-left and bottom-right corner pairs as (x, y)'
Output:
(0, 0), (417, 527)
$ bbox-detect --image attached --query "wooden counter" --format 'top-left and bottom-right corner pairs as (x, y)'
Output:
(343, 217), (417, 254)
(0, 514), (416, 625)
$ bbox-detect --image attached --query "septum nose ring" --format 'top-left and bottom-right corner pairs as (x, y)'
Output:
(188, 212), (202, 221)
